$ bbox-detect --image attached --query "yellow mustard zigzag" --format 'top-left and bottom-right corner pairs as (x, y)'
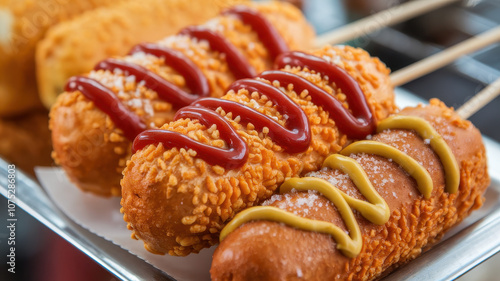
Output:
(220, 115), (459, 258)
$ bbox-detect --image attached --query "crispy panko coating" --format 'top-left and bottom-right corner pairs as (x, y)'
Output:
(36, 0), (249, 108)
(210, 100), (490, 281)
(121, 45), (397, 256)
(50, 1), (315, 197)
(0, 0), (114, 116)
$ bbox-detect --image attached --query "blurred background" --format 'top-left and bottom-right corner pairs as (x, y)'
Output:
(1, 0), (500, 280)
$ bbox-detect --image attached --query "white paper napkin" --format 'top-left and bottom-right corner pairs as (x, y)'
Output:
(35, 167), (213, 281)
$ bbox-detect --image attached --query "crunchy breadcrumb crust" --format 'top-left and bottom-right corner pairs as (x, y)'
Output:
(340, 101), (489, 281)
(210, 100), (490, 281)
(121, 45), (396, 255)
(50, 1), (314, 196)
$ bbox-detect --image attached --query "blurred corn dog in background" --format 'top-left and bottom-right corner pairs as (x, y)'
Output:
(0, 0), (246, 174)
(0, 0), (113, 117)
(36, 0), (249, 108)
(0, 0), (112, 174)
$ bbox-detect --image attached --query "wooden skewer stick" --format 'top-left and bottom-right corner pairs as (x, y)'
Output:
(315, 0), (459, 47)
(390, 26), (500, 87)
(456, 77), (500, 119)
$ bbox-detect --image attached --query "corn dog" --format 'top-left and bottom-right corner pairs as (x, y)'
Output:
(121, 45), (396, 256)
(50, 1), (314, 196)
(0, 109), (53, 175)
(0, 0), (113, 116)
(210, 99), (490, 281)
(36, 0), (248, 109)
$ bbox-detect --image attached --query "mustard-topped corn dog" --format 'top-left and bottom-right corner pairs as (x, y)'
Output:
(210, 100), (490, 281)
(50, 1), (314, 196)
(121, 45), (396, 256)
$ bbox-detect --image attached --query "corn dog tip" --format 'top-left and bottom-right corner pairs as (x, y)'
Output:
(210, 99), (490, 281)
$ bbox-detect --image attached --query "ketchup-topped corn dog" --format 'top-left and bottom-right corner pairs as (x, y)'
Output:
(211, 99), (490, 281)
(121, 45), (396, 256)
(50, 1), (314, 196)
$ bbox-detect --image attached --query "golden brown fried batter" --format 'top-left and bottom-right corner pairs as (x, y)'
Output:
(50, 1), (315, 197)
(121, 45), (396, 256)
(0, 109), (53, 175)
(0, 0), (114, 116)
(36, 0), (249, 108)
(210, 100), (490, 281)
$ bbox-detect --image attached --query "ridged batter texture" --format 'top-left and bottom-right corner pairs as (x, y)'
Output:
(37, 0), (249, 108)
(0, 0), (113, 116)
(121, 45), (396, 256)
(50, 1), (315, 196)
(210, 100), (490, 281)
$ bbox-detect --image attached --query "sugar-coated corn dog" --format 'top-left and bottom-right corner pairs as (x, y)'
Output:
(37, 0), (248, 109)
(50, 1), (314, 196)
(210, 99), (490, 281)
(121, 45), (396, 256)
(0, 0), (113, 116)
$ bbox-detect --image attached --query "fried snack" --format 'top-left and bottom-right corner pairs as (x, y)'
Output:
(50, 1), (315, 197)
(121, 45), (396, 256)
(210, 100), (490, 281)
(36, 0), (248, 109)
(0, 0), (113, 116)
(0, 109), (53, 175)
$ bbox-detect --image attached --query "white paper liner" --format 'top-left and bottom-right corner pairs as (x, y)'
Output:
(35, 167), (213, 281)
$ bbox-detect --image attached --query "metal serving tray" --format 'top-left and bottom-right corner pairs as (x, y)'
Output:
(1, 89), (500, 281)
